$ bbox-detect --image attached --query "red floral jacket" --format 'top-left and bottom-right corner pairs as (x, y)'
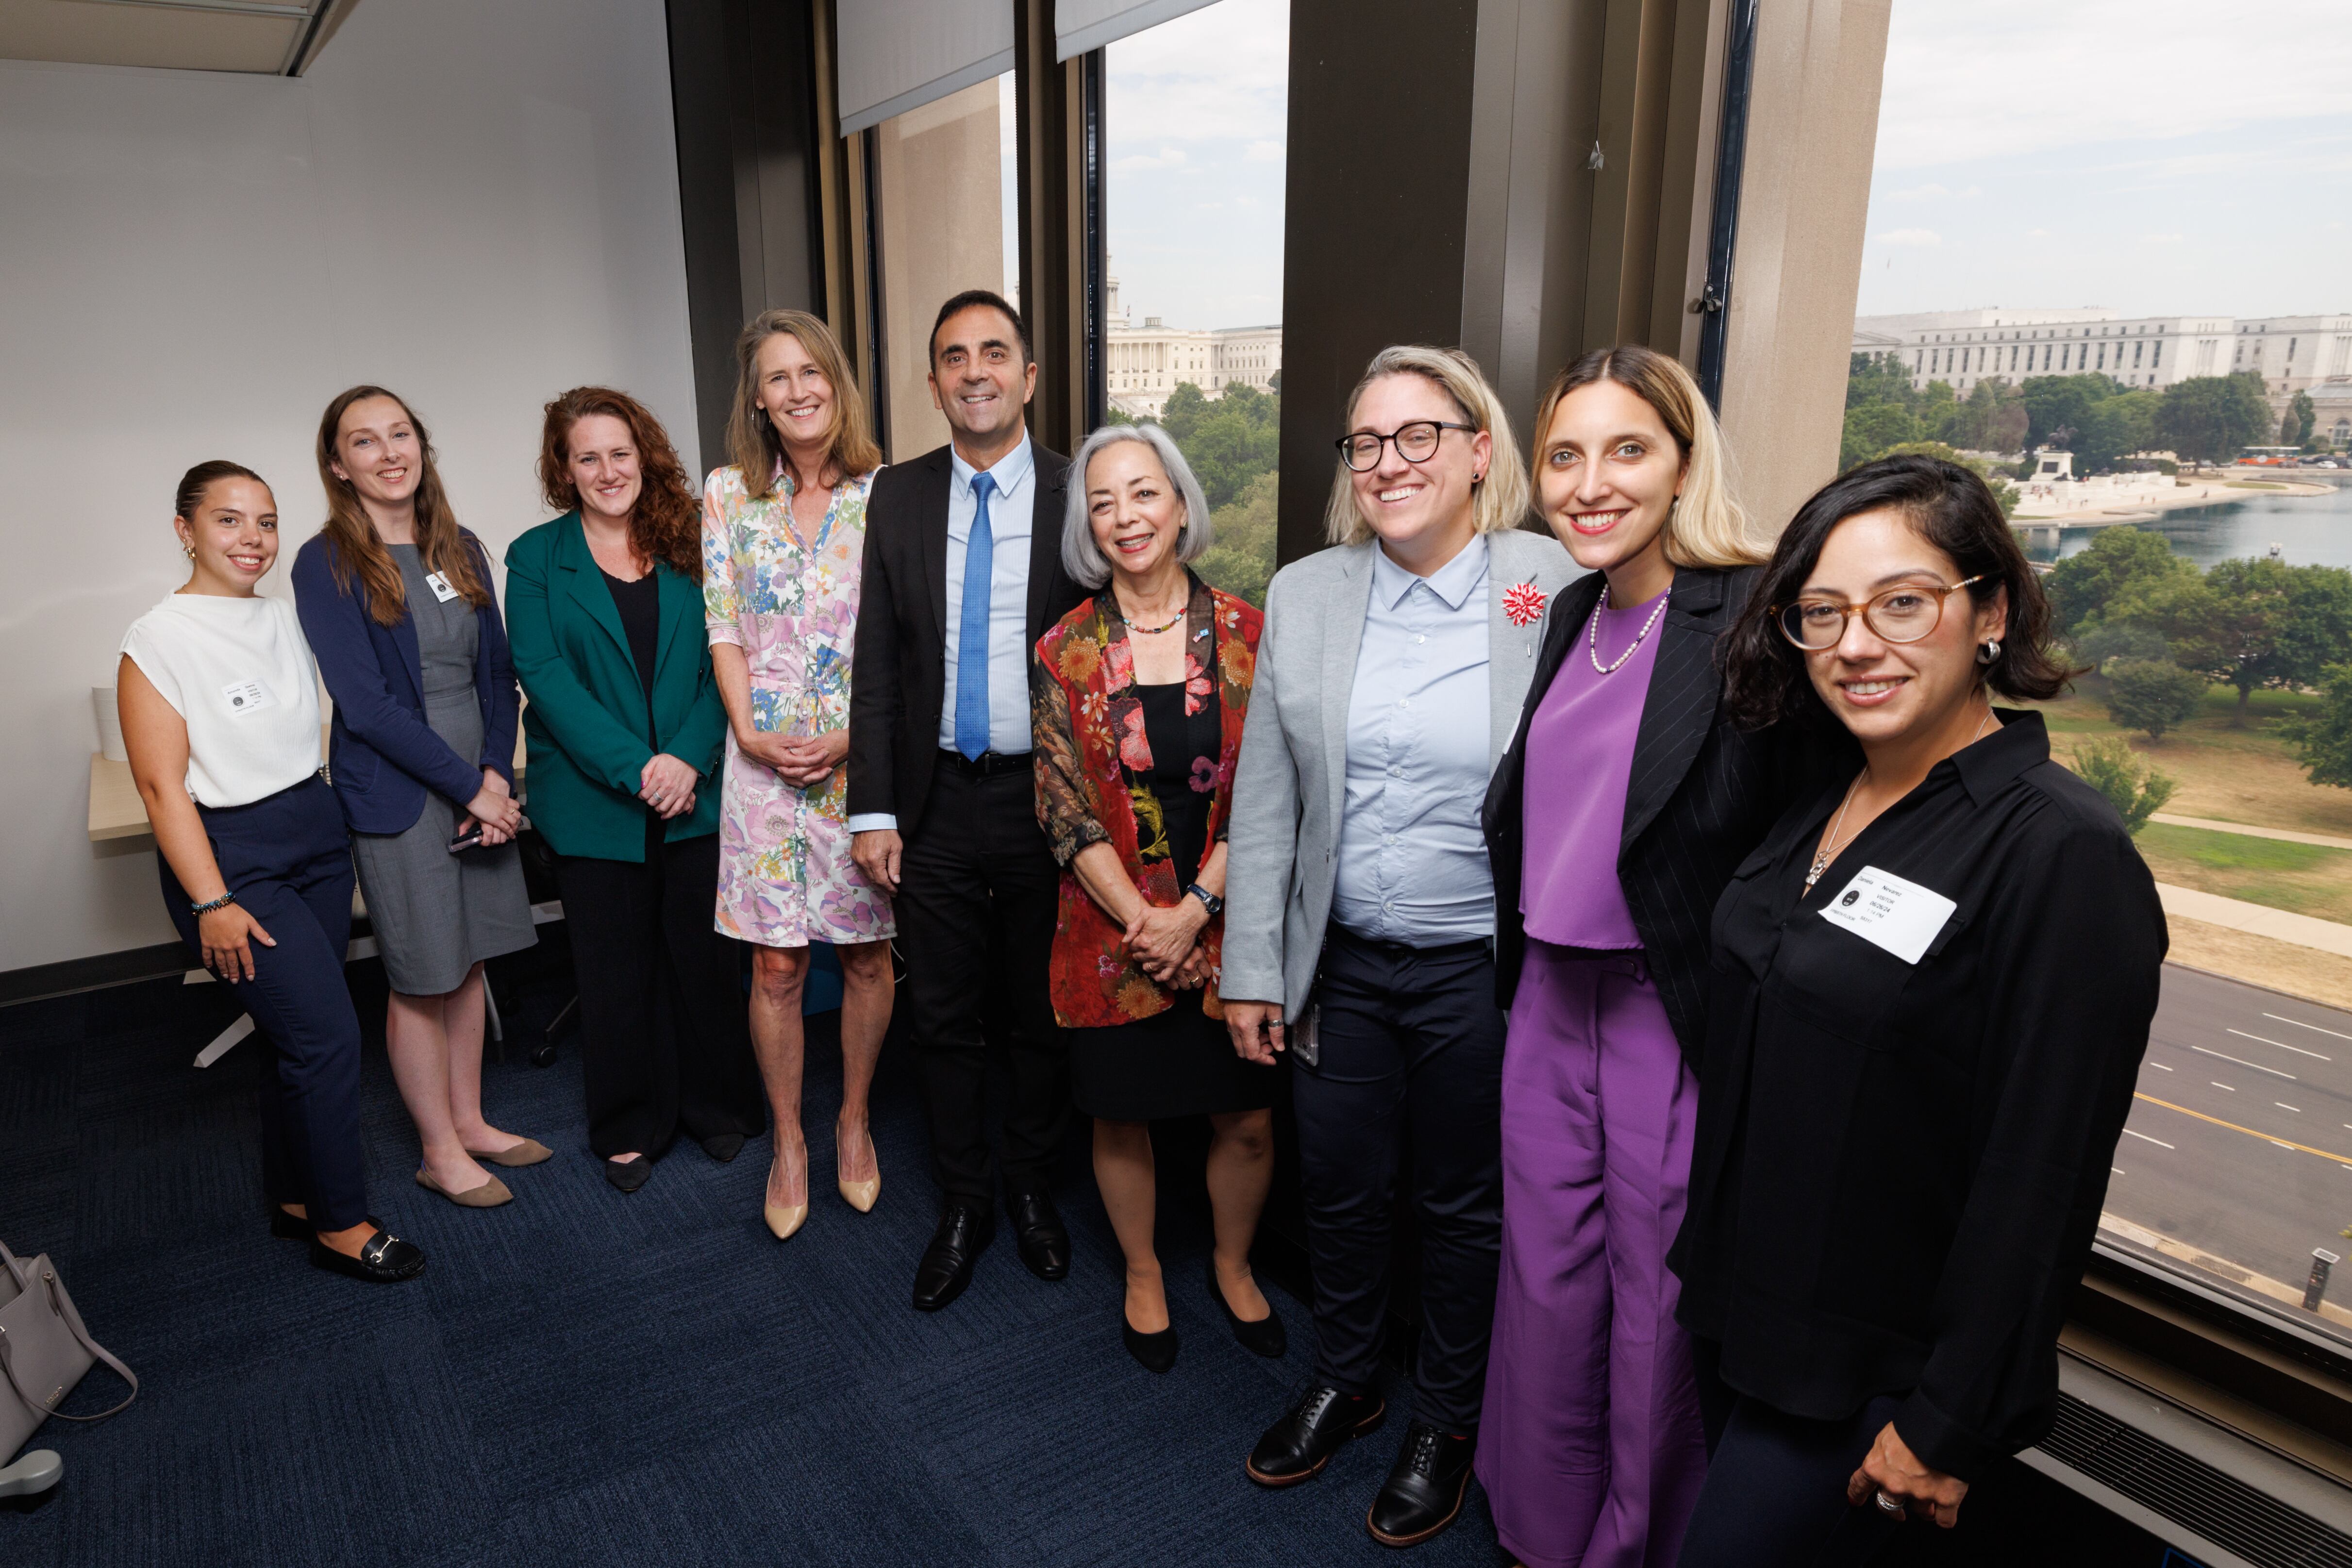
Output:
(1031, 573), (1262, 1029)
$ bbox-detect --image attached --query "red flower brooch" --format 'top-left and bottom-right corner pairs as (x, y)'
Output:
(1502, 580), (1547, 627)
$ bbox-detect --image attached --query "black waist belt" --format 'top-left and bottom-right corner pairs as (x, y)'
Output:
(936, 748), (1033, 779)
(1330, 924), (1495, 964)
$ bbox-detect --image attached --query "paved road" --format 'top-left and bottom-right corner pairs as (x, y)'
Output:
(2102, 964), (2352, 1339)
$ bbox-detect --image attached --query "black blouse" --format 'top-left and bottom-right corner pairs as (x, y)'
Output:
(1668, 711), (2167, 1482)
(601, 567), (660, 744)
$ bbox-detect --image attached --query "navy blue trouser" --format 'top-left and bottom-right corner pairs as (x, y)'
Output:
(1291, 925), (1504, 1436)
(162, 776), (370, 1233)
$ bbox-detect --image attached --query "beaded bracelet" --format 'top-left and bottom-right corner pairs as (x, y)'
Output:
(189, 893), (238, 917)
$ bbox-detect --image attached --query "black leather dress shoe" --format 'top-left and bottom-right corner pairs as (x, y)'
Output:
(308, 1224), (426, 1284)
(269, 1206), (312, 1241)
(1006, 1189), (1070, 1281)
(699, 1132), (745, 1163)
(603, 1154), (652, 1192)
(1121, 1312), (1179, 1374)
(1245, 1385), (1385, 1487)
(912, 1202), (995, 1312)
(1207, 1256), (1286, 1358)
(1366, 1422), (1477, 1547)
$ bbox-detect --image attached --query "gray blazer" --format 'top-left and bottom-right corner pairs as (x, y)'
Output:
(1221, 528), (1578, 1018)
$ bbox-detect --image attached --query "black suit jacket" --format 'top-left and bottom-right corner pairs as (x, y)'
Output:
(1485, 565), (1852, 1071)
(847, 439), (1087, 836)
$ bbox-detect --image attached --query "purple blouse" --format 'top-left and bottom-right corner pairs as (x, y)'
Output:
(1520, 587), (1668, 949)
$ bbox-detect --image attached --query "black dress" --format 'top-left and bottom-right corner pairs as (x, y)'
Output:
(1068, 680), (1277, 1122)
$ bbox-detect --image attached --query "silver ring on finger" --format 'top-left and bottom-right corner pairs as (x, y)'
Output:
(1874, 1490), (1907, 1518)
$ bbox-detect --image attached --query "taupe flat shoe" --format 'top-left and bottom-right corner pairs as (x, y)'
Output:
(466, 1138), (551, 1168)
(416, 1169), (513, 1208)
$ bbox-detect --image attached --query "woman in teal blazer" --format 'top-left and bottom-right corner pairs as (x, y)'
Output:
(506, 387), (765, 1192)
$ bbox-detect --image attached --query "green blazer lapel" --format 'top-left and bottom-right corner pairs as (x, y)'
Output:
(554, 512), (633, 665)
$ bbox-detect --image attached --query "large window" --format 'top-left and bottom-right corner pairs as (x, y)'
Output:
(1100, 0), (1288, 604)
(1848, 1), (2352, 1350)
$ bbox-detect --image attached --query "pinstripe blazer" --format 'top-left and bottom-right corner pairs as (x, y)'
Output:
(1484, 565), (1852, 1071)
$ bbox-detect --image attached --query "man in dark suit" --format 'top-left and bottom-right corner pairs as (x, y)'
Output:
(848, 290), (1089, 1311)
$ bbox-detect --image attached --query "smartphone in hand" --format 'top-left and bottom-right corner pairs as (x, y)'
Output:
(448, 826), (484, 853)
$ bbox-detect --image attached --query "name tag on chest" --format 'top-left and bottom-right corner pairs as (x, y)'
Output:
(1817, 866), (1956, 964)
(220, 679), (273, 716)
(424, 571), (461, 603)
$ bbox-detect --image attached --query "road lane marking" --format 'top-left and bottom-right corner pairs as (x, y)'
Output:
(2228, 1027), (2332, 1062)
(2114, 1167), (2126, 1175)
(2212, 1082), (2236, 1091)
(2122, 1128), (2174, 1148)
(2135, 1093), (2352, 1166)
(2268, 1012), (2352, 1044)
(2278, 1103), (2304, 1113)
(2190, 1044), (2295, 1080)
(2149, 1061), (2173, 1070)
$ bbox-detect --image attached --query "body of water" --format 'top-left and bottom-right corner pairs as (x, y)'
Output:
(2028, 477), (2352, 570)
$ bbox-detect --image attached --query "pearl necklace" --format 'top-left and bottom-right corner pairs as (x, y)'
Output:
(1588, 584), (1671, 675)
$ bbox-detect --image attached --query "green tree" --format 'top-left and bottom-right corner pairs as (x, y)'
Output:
(1868, 441), (2018, 515)
(2103, 659), (2207, 739)
(2155, 372), (2273, 464)
(1840, 402), (1918, 470)
(2284, 662), (2352, 789)
(2042, 526), (2198, 634)
(2288, 389), (2318, 448)
(1193, 469), (1278, 607)
(2071, 389), (2161, 475)
(2073, 620), (2171, 669)
(1847, 352), (1918, 412)
(2020, 372), (2122, 450)
(1940, 378), (2027, 453)
(2069, 737), (2176, 834)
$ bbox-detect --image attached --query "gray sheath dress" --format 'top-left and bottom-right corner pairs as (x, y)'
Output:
(350, 545), (535, 995)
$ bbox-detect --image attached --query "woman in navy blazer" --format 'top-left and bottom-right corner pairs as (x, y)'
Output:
(293, 385), (546, 1212)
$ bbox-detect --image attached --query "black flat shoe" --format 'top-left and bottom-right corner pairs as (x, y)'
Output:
(1006, 1188), (1070, 1281)
(1366, 1421), (1477, 1547)
(603, 1154), (652, 1192)
(269, 1206), (312, 1241)
(1246, 1385), (1385, 1487)
(913, 1202), (995, 1312)
(1121, 1311), (1179, 1374)
(699, 1133), (744, 1163)
(1207, 1256), (1286, 1358)
(307, 1224), (425, 1284)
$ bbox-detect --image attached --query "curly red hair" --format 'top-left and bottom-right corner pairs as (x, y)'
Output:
(538, 386), (701, 581)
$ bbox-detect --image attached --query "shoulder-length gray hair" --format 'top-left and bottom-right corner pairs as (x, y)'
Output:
(1061, 422), (1216, 590)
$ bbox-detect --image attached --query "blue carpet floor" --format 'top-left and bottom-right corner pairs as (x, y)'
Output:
(0, 948), (1506, 1567)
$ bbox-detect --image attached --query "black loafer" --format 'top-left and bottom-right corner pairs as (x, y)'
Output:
(699, 1132), (745, 1163)
(1208, 1256), (1286, 1358)
(308, 1223), (425, 1284)
(603, 1154), (652, 1192)
(1246, 1385), (1385, 1487)
(913, 1202), (995, 1312)
(1006, 1189), (1070, 1281)
(1121, 1312), (1179, 1374)
(269, 1206), (312, 1241)
(1366, 1421), (1477, 1547)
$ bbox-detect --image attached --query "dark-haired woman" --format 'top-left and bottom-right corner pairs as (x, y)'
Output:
(1479, 347), (1822, 1568)
(1669, 455), (2166, 1565)
(294, 386), (543, 1214)
(121, 462), (422, 1282)
(506, 388), (766, 1193)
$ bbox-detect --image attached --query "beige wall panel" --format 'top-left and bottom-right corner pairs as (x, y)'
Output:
(1717, 0), (1890, 537)
(0, 3), (296, 73)
(873, 80), (1005, 462)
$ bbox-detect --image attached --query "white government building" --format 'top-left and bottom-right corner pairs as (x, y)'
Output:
(1851, 309), (2352, 415)
(1104, 272), (1281, 419)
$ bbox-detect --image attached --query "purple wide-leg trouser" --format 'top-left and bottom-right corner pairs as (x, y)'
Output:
(1476, 942), (1708, 1568)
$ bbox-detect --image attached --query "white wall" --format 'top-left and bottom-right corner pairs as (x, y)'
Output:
(0, 0), (700, 971)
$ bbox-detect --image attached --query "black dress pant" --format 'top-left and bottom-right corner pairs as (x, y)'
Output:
(161, 776), (370, 1233)
(553, 821), (764, 1160)
(897, 755), (1066, 1206)
(1292, 924), (1505, 1436)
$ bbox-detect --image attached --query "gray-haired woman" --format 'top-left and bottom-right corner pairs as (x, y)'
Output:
(1030, 422), (1279, 1375)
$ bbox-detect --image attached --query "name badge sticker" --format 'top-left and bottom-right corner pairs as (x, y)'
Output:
(424, 571), (461, 603)
(221, 679), (272, 716)
(1817, 865), (1957, 965)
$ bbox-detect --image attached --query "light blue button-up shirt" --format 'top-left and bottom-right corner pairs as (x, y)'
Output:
(1330, 534), (1496, 945)
(845, 434), (1038, 837)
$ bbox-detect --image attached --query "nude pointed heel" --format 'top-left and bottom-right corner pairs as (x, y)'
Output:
(764, 1201), (808, 1240)
(837, 1129), (880, 1214)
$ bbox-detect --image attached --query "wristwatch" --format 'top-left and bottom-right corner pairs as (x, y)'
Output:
(1184, 883), (1224, 917)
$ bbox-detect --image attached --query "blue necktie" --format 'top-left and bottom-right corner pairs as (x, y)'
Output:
(954, 471), (998, 761)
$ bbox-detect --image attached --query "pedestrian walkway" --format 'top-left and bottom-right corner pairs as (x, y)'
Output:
(2150, 814), (2352, 853)
(2155, 883), (2352, 959)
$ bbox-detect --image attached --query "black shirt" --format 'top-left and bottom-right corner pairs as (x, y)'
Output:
(1668, 710), (2167, 1482)
(601, 567), (659, 744)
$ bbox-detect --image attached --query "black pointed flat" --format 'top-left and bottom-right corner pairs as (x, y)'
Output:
(1122, 1312), (1180, 1374)
(269, 1206), (312, 1241)
(1207, 1257), (1287, 1358)
(603, 1154), (652, 1192)
(700, 1132), (745, 1163)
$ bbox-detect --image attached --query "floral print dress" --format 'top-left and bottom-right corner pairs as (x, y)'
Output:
(702, 464), (895, 948)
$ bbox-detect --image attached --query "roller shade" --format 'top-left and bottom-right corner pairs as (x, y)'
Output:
(1055, 0), (1222, 60)
(837, 0), (1015, 136)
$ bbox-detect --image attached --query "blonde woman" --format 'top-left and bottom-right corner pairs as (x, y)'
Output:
(1221, 345), (1573, 1548)
(702, 309), (895, 1240)
(1474, 345), (1823, 1568)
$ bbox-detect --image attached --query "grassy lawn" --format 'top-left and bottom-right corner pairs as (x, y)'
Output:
(2133, 822), (2352, 922)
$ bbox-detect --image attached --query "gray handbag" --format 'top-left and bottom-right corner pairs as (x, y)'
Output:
(0, 1237), (136, 1462)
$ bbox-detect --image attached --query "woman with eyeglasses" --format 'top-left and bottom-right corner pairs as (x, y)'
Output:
(1668, 455), (2165, 1565)
(1223, 344), (1572, 1549)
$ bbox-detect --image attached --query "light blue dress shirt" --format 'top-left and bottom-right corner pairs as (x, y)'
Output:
(845, 434), (1036, 836)
(1330, 534), (1496, 944)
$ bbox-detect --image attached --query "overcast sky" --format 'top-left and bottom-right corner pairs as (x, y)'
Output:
(1857, 0), (2352, 319)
